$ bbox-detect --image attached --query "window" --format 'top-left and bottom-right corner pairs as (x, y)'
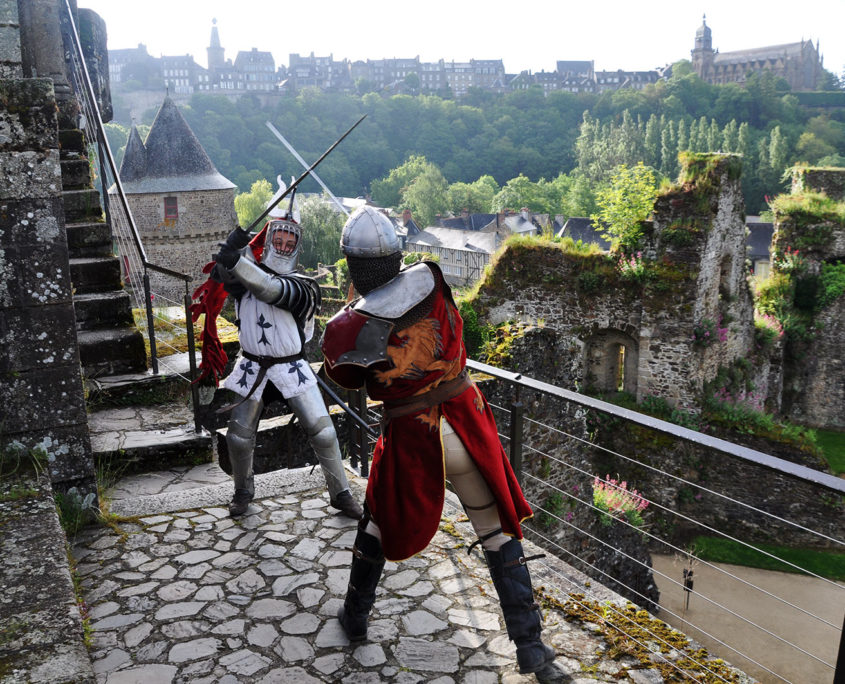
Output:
(164, 196), (178, 220)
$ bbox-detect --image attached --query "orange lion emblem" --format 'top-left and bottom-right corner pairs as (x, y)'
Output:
(373, 318), (451, 387)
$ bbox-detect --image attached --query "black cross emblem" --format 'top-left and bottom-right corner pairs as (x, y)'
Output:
(256, 313), (272, 345)
(237, 359), (255, 388)
(288, 360), (308, 385)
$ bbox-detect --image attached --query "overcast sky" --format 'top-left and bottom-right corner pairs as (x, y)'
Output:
(79, 0), (844, 78)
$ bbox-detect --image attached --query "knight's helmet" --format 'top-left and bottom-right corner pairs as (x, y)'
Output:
(262, 218), (302, 275)
(340, 206), (402, 294)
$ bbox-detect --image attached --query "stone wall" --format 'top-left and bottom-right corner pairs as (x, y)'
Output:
(474, 155), (756, 414)
(0, 0), (96, 499)
(483, 329), (842, 556)
(122, 188), (236, 302)
(775, 167), (845, 428)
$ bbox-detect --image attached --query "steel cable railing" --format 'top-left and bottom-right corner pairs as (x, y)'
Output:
(471, 359), (845, 683)
(343, 359), (843, 682)
(62, 1), (201, 430)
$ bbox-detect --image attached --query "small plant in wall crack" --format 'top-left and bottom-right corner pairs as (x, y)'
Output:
(592, 475), (649, 527)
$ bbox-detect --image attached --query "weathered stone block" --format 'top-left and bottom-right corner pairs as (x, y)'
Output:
(0, 150), (61, 199)
(0, 25), (21, 63)
(0, 242), (73, 308)
(0, 78), (57, 150)
(0, 302), (78, 373)
(0, 366), (88, 433)
(0, 472), (95, 683)
(0, 197), (63, 244)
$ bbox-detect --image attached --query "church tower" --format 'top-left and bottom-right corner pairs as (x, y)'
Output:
(207, 18), (225, 71)
(691, 15), (714, 80)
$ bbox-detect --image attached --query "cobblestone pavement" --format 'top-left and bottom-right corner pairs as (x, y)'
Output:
(68, 464), (680, 684)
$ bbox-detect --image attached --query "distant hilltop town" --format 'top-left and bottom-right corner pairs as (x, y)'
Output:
(109, 16), (824, 99)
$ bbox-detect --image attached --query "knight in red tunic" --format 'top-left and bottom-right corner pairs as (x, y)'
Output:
(321, 206), (562, 680)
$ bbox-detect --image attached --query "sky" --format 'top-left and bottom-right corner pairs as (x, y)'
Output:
(79, 0), (845, 78)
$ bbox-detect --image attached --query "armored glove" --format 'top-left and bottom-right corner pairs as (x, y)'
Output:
(215, 226), (252, 270)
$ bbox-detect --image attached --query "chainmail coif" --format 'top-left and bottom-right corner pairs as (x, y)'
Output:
(347, 253), (402, 295)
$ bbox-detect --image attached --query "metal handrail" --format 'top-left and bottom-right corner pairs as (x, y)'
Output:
(62, 0), (201, 432)
(465, 358), (845, 494)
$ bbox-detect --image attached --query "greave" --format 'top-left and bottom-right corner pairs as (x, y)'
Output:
(226, 399), (263, 496)
(338, 526), (385, 642)
(484, 538), (555, 674)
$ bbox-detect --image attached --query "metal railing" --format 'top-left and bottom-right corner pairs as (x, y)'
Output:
(62, 1), (201, 431)
(344, 358), (844, 683)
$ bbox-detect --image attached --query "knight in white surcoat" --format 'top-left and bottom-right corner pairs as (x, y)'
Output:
(213, 218), (363, 519)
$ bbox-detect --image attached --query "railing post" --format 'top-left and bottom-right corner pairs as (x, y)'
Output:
(356, 390), (370, 477)
(835, 610), (845, 684)
(509, 390), (524, 487)
(183, 289), (201, 434)
(143, 272), (158, 374)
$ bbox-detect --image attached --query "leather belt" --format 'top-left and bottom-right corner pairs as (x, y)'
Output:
(381, 369), (472, 420)
(217, 349), (304, 413)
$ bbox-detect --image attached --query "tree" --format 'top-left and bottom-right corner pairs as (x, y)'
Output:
(591, 163), (658, 251)
(234, 179), (273, 228)
(298, 195), (345, 268)
(446, 175), (499, 215)
(370, 154), (430, 208)
(402, 164), (449, 228)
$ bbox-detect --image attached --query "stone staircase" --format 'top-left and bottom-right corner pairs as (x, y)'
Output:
(61, 126), (146, 379)
(60, 125), (214, 475)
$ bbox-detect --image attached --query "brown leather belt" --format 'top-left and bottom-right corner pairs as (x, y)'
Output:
(381, 369), (472, 420)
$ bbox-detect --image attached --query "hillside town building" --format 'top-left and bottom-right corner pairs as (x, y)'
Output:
(107, 18), (825, 102)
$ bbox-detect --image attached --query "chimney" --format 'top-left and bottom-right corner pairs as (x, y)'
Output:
(402, 208), (411, 224)
(521, 207), (531, 222)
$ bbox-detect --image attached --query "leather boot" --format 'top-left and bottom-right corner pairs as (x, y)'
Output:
(484, 538), (557, 676)
(337, 526), (385, 642)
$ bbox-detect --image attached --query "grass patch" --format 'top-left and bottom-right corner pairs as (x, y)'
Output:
(814, 429), (845, 475)
(692, 536), (845, 581)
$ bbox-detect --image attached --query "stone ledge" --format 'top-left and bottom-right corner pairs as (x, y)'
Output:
(0, 471), (94, 683)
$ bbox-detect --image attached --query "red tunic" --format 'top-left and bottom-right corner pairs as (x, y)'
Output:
(322, 266), (532, 560)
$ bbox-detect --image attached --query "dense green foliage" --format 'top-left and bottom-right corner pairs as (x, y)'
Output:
(107, 65), (845, 222)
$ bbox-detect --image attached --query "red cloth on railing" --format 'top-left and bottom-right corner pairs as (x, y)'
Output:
(189, 225), (268, 385)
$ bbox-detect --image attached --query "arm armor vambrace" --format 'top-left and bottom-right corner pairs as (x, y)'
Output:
(230, 259), (320, 321)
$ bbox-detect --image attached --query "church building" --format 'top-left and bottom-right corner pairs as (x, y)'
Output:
(691, 16), (823, 91)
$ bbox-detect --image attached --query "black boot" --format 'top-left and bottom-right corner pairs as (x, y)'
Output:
(337, 525), (385, 642)
(484, 538), (557, 676)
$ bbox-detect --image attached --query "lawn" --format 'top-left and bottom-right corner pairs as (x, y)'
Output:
(692, 536), (845, 581)
(814, 428), (845, 475)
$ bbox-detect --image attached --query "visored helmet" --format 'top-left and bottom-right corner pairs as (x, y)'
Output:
(262, 218), (301, 275)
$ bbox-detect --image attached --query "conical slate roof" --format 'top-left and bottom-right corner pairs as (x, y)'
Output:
(118, 125), (147, 181)
(118, 96), (235, 193)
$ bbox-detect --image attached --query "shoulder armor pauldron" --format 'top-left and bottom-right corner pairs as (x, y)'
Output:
(354, 262), (435, 320)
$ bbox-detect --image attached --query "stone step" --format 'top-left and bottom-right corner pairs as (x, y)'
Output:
(66, 220), (113, 257)
(88, 402), (212, 477)
(73, 290), (135, 330)
(70, 255), (123, 293)
(59, 128), (85, 156)
(62, 188), (102, 223)
(84, 364), (194, 411)
(61, 157), (91, 190)
(77, 326), (147, 377)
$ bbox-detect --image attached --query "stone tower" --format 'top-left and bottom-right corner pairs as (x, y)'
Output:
(207, 18), (225, 72)
(690, 15), (714, 79)
(116, 96), (238, 302)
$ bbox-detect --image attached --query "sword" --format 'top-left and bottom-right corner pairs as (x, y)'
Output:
(314, 373), (379, 438)
(265, 121), (349, 217)
(240, 114), (366, 236)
